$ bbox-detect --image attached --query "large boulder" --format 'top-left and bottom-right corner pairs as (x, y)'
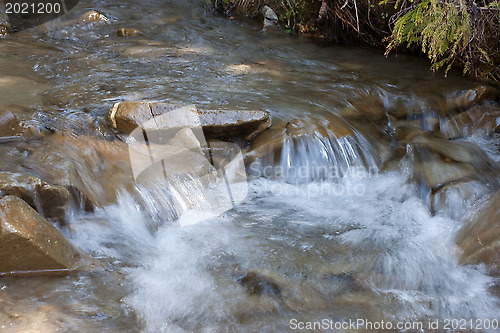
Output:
(456, 192), (500, 274)
(0, 172), (71, 222)
(439, 104), (500, 139)
(0, 195), (80, 275)
(108, 102), (271, 141)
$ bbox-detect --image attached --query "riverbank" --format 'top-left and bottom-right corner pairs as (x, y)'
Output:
(210, 0), (500, 84)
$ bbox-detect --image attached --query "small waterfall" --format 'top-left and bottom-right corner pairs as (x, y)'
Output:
(248, 115), (380, 184)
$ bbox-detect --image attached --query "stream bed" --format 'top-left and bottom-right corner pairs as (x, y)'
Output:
(0, 0), (499, 332)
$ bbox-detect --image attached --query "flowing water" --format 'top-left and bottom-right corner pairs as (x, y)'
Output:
(1, 0), (499, 332)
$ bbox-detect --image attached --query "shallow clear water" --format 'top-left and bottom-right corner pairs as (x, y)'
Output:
(0, 0), (499, 332)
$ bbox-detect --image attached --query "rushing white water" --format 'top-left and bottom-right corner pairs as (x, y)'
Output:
(69, 167), (499, 332)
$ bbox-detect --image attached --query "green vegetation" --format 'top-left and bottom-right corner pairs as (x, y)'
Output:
(209, 0), (500, 83)
(385, 0), (499, 82)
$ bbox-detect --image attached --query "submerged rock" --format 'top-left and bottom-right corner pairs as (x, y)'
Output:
(237, 271), (282, 296)
(431, 180), (489, 220)
(0, 24), (8, 37)
(246, 116), (355, 166)
(79, 10), (109, 24)
(0, 195), (80, 275)
(446, 85), (500, 111)
(395, 123), (424, 144)
(0, 172), (71, 223)
(415, 154), (475, 191)
(456, 192), (500, 274)
(108, 102), (271, 141)
(0, 110), (40, 142)
(116, 28), (142, 37)
(347, 94), (387, 122)
(412, 135), (489, 164)
(439, 104), (500, 139)
(19, 133), (134, 209)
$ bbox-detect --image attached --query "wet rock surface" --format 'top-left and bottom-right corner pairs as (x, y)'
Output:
(439, 104), (500, 139)
(108, 102), (271, 141)
(0, 109), (40, 142)
(18, 133), (135, 209)
(0, 195), (80, 275)
(79, 10), (109, 24)
(0, 172), (71, 222)
(413, 150), (476, 191)
(117, 28), (142, 37)
(346, 94), (387, 122)
(1, 1), (500, 330)
(237, 271), (282, 296)
(0, 24), (8, 37)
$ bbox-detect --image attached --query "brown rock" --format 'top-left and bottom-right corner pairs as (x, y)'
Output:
(395, 124), (424, 143)
(0, 195), (80, 275)
(198, 109), (271, 141)
(238, 271), (281, 296)
(108, 102), (271, 141)
(0, 24), (8, 37)
(0, 172), (70, 222)
(456, 192), (500, 273)
(108, 101), (153, 134)
(244, 122), (287, 167)
(439, 104), (500, 139)
(0, 110), (40, 142)
(412, 135), (489, 164)
(117, 28), (141, 37)
(79, 10), (109, 24)
(348, 95), (386, 122)
(413, 152), (475, 191)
